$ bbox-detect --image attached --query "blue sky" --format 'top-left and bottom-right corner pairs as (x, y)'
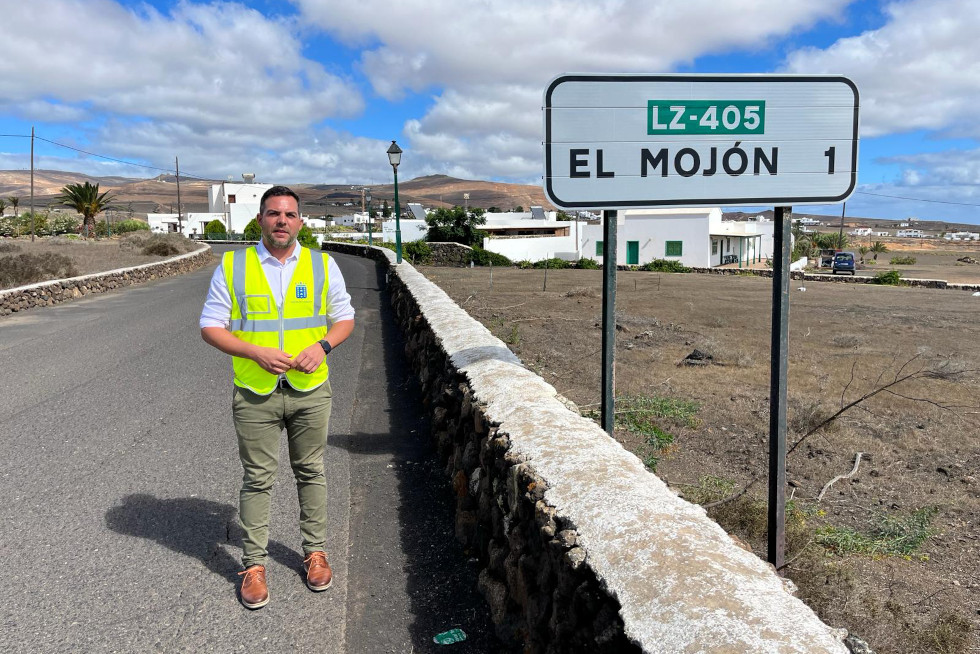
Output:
(1, 0), (979, 224)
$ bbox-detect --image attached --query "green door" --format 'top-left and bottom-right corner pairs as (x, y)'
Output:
(627, 241), (639, 265)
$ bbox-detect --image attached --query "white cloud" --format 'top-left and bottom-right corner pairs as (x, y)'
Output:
(784, 0), (980, 138)
(0, 0), (363, 177)
(297, 0), (850, 97)
(294, 0), (851, 181)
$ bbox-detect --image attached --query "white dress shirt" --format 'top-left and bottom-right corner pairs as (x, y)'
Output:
(199, 241), (355, 330)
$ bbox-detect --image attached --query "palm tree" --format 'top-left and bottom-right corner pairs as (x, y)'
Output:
(8, 196), (19, 216)
(858, 245), (869, 264)
(0, 198), (6, 216)
(57, 182), (116, 238)
(870, 241), (888, 261)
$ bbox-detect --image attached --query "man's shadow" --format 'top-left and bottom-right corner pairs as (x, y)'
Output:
(105, 494), (304, 585)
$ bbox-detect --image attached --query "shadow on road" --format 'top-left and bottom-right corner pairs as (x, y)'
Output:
(105, 494), (303, 585)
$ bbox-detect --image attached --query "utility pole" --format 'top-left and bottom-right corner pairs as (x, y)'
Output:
(30, 126), (35, 242)
(175, 156), (183, 235)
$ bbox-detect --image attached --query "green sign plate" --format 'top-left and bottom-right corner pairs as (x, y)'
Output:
(648, 100), (766, 135)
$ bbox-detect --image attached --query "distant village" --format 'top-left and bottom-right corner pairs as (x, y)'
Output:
(141, 178), (979, 271)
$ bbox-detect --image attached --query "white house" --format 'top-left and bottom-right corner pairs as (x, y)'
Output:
(849, 227), (873, 236)
(576, 208), (718, 268)
(208, 182), (273, 232)
(945, 231), (980, 241)
(896, 228), (925, 238)
(147, 180), (274, 236)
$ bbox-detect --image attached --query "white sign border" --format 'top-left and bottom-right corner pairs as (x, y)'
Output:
(543, 74), (860, 209)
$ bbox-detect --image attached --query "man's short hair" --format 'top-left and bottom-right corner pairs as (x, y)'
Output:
(260, 185), (301, 213)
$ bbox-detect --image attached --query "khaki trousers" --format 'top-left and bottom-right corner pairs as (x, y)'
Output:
(232, 381), (332, 568)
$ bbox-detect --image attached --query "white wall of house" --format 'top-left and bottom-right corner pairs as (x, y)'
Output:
(208, 182), (273, 232)
(146, 211), (225, 236)
(580, 208), (716, 268)
(482, 234), (580, 262)
(381, 218), (428, 243)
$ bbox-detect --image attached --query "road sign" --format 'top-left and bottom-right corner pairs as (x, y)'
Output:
(543, 74), (859, 208)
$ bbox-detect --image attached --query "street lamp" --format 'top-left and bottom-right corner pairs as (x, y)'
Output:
(365, 189), (373, 246)
(387, 140), (403, 263)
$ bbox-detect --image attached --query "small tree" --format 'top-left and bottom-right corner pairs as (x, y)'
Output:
(0, 199), (6, 216)
(8, 196), (19, 215)
(57, 182), (115, 238)
(870, 241), (888, 261)
(858, 245), (869, 264)
(243, 218), (261, 241)
(382, 199), (391, 218)
(204, 219), (227, 238)
(425, 206), (486, 246)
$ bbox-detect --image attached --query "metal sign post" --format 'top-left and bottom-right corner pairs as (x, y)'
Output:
(768, 206), (792, 569)
(601, 210), (618, 435)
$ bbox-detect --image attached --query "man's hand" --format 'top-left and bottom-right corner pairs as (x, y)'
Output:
(251, 346), (296, 375)
(291, 343), (326, 374)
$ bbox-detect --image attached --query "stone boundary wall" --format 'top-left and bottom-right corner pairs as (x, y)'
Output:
(324, 241), (854, 654)
(0, 244), (213, 317)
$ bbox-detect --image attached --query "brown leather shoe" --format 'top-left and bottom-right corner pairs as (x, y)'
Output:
(238, 565), (269, 609)
(303, 551), (332, 591)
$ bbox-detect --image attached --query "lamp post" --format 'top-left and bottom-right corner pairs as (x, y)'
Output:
(365, 189), (373, 246)
(387, 140), (403, 263)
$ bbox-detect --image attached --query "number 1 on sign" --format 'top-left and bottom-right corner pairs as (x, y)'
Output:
(824, 146), (836, 174)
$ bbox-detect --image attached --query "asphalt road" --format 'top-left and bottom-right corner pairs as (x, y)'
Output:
(0, 248), (502, 654)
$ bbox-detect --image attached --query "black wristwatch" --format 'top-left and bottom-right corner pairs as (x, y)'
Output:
(318, 340), (332, 355)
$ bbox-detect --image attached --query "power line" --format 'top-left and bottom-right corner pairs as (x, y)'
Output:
(1, 131), (212, 181)
(854, 190), (980, 208)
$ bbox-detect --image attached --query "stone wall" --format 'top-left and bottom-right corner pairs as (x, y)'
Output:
(0, 244), (213, 317)
(325, 242), (854, 654)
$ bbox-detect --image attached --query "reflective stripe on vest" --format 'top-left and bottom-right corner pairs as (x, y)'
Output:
(223, 246), (330, 395)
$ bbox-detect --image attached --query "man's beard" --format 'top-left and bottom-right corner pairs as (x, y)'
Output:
(263, 227), (296, 250)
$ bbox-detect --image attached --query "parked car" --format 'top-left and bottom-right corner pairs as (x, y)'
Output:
(831, 251), (856, 275)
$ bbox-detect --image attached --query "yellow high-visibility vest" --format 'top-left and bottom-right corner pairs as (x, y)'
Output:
(223, 246), (330, 395)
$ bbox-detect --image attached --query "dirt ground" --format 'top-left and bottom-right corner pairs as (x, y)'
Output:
(421, 253), (980, 654)
(0, 234), (202, 290)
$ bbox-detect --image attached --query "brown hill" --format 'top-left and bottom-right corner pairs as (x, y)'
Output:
(0, 170), (552, 217)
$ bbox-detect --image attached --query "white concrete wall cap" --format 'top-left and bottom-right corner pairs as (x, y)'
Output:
(390, 255), (847, 653)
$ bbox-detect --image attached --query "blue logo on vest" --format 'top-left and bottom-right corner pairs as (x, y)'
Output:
(295, 283), (308, 299)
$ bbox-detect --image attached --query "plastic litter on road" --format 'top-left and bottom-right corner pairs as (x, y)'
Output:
(433, 628), (467, 645)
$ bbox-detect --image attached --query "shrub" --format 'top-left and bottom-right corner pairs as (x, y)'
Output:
(113, 219), (149, 234)
(889, 255), (916, 265)
(0, 217), (15, 237)
(243, 218), (261, 241)
(404, 240), (434, 265)
(204, 219), (227, 238)
(141, 234), (187, 256)
(51, 214), (80, 235)
(576, 257), (599, 269)
(297, 225), (317, 248)
(17, 212), (50, 236)
(0, 252), (77, 289)
(0, 242), (21, 253)
(640, 258), (691, 273)
(532, 257), (570, 269)
(516, 259), (534, 269)
(468, 245), (509, 267)
(871, 269), (903, 285)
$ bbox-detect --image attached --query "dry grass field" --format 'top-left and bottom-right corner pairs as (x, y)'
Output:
(0, 234), (203, 290)
(422, 256), (980, 654)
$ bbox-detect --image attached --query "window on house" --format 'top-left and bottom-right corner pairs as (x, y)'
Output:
(665, 241), (683, 257)
(228, 195), (236, 204)
(712, 241), (718, 255)
(596, 241), (604, 256)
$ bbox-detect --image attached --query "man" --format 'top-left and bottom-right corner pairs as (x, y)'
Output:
(200, 185), (354, 609)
